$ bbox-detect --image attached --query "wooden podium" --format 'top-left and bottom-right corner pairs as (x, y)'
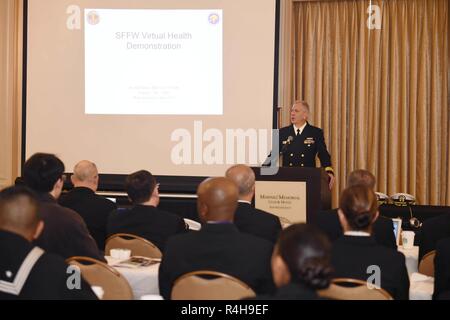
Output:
(251, 167), (331, 223)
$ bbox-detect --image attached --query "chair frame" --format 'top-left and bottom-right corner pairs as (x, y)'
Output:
(66, 256), (134, 300)
(171, 270), (256, 300)
(418, 250), (436, 277)
(66, 256), (121, 276)
(105, 233), (162, 258)
(319, 278), (393, 300)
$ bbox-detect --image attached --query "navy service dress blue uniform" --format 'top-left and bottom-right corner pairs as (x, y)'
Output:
(278, 122), (334, 175)
(0, 230), (97, 299)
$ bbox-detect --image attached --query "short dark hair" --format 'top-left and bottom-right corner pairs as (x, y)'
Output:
(347, 170), (376, 189)
(23, 153), (65, 193)
(339, 185), (378, 230)
(277, 223), (333, 290)
(125, 170), (156, 204)
(0, 186), (40, 231)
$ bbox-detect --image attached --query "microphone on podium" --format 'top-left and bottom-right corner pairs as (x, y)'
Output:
(261, 135), (294, 167)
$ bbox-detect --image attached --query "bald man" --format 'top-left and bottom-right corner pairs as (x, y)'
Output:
(0, 186), (97, 299)
(60, 161), (116, 250)
(226, 165), (281, 243)
(279, 101), (334, 189)
(158, 177), (275, 299)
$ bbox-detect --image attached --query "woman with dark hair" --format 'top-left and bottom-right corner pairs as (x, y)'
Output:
(332, 185), (410, 300)
(254, 223), (333, 299)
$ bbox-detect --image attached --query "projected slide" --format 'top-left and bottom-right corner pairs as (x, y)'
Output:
(84, 9), (223, 115)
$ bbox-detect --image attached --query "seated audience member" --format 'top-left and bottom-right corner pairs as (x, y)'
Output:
(107, 170), (187, 252)
(158, 177), (275, 299)
(434, 236), (450, 300)
(313, 170), (396, 249)
(331, 185), (409, 300)
(23, 153), (104, 261)
(0, 186), (97, 299)
(253, 223), (332, 300)
(225, 164), (281, 243)
(14, 177), (25, 186)
(418, 213), (450, 261)
(60, 160), (117, 250)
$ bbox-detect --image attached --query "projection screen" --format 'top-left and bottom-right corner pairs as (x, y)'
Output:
(24, 0), (279, 178)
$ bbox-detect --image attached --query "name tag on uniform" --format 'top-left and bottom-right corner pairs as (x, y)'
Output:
(304, 138), (315, 145)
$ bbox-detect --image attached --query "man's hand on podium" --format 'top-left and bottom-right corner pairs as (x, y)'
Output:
(327, 173), (335, 190)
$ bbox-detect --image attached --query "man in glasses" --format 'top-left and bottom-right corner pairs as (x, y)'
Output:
(107, 170), (187, 252)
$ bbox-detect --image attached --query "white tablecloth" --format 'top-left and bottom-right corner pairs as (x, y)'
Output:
(397, 246), (434, 300)
(105, 256), (161, 300)
(398, 246), (419, 277)
(408, 273), (434, 300)
(104, 246), (434, 300)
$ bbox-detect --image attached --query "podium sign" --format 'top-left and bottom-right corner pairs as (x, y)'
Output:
(251, 167), (330, 223)
(255, 181), (307, 223)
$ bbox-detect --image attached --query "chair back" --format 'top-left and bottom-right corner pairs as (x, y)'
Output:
(318, 278), (393, 300)
(105, 233), (162, 258)
(418, 250), (436, 277)
(66, 256), (133, 300)
(171, 270), (256, 300)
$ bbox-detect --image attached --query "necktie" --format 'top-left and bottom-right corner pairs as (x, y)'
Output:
(297, 129), (300, 136)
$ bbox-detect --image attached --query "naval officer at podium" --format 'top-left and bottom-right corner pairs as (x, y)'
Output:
(279, 100), (335, 189)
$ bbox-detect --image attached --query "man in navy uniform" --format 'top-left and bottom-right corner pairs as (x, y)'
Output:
(279, 101), (334, 189)
(225, 164), (281, 243)
(0, 186), (97, 299)
(60, 160), (117, 251)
